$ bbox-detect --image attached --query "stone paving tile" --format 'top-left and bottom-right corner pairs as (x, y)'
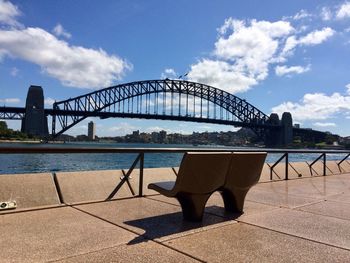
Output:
(324, 173), (350, 183)
(164, 223), (350, 263)
(240, 207), (350, 250)
(0, 173), (60, 211)
(75, 197), (232, 242)
(245, 187), (321, 208)
(56, 240), (199, 263)
(0, 207), (137, 263)
(326, 192), (350, 204)
(298, 199), (350, 221)
(56, 169), (132, 204)
(253, 178), (346, 199)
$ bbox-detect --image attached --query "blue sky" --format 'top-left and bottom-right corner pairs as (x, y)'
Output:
(1, 0), (350, 136)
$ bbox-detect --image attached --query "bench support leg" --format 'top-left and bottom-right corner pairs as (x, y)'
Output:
(176, 193), (211, 222)
(220, 188), (249, 213)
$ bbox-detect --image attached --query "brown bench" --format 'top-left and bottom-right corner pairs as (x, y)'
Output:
(220, 152), (267, 213)
(148, 152), (266, 221)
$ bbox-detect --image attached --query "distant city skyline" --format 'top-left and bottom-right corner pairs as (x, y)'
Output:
(1, 1), (350, 136)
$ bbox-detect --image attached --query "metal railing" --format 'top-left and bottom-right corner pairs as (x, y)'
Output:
(1, 146), (350, 198)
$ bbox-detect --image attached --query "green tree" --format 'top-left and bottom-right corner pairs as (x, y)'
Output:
(0, 121), (8, 132)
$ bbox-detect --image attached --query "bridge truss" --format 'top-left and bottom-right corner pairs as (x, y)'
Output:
(0, 107), (25, 120)
(52, 79), (270, 138)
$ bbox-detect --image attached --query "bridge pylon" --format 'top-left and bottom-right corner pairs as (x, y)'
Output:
(265, 112), (293, 147)
(21, 86), (49, 137)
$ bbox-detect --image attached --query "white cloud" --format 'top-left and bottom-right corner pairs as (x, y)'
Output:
(346, 83), (350, 94)
(298, 27), (335, 45)
(272, 87), (350, 122)
(161, 68), (177, 79)
(292, 10), (312, 20)
(0, 2), (132, 89)
(320, 7), (332, 21)
(146, 126), (170, 133)
(44, 97), (56, 106)
(187, 17), (335, 94)
(108, 122), (136, 135)
(52, 23), (71, 39)
(214, 19), (293, 65)
(0, 28), (132, 88)
(10, 66), (18, 76)
(281, 27), (335, 57)
(313, 122), (336, 127)
(0, 97), (20, 104)
(188, 59), (257, 93)
(189, 19), (294, 94)
(336, 2), (350, 19)
(275, 64), (310, 76)
(0, 0), (21, 27)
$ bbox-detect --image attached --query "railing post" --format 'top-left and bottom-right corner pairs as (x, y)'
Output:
(270, 153), (287, 181)
(285, 153), (289, 180)
(270, 165), (273, 181)
(106, 153), (141, 201)
(139, 152), (144, 197)
(309, 153), (327, 176)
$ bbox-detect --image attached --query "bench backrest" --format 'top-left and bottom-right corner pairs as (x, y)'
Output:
(224, 152), (267, 189)
(174, 152), (232, 194)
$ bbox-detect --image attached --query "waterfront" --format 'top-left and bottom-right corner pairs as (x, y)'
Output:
(0, 142), (348, 174)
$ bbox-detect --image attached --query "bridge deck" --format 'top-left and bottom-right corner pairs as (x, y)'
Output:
(1, 172), (349, 262)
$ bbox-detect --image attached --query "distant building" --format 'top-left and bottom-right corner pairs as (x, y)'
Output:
(88, 121), (96, 140)
(151, 132), (159, 143)
(293, 124), (300, 128)
(159, 130), (167, 143)
(132, 130), (140, 137)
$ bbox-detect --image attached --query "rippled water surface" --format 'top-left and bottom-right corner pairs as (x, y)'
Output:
(0, 142), (347, 174)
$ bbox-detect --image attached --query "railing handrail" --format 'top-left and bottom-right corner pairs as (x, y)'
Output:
(1, 145), (350, 197)
(0, 146), (350, 154)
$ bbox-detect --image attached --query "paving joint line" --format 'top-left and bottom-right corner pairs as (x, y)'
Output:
(290, 199), (326, 209)
(237, 221), (350, 252)
(293, 206), (350, 222)
(46, 242), (133, 263)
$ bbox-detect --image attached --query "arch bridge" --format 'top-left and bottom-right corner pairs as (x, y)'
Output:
(51, 79), (272, 138)
(0, 79), (306, 145)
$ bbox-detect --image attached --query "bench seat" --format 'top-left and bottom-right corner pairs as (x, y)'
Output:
(148, 152), (266, 221)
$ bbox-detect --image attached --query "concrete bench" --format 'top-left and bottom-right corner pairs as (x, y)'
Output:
(220, 152), (267, 213)
(148, 152), (266, 221)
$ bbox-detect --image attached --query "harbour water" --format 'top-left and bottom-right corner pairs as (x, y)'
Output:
(0, 142), (347, 174)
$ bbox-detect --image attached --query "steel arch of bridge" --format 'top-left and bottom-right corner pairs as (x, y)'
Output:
(52, 79), (270, 137)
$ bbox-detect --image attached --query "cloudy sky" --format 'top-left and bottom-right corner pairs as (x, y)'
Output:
(1, 0), (350, 136)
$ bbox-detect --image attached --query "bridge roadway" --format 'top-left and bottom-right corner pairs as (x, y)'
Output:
(0, 106), (275, 129)
(3, 106), (325, 138)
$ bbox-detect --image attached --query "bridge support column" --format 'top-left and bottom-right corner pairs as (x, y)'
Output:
(265, 113), (281, 147)
(265, 112), (293, 147)
(281, 112), (293, 146)
(21, 85), (49, 137)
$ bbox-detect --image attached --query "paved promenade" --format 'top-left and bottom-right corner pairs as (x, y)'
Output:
(1, 172), (350, 262)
